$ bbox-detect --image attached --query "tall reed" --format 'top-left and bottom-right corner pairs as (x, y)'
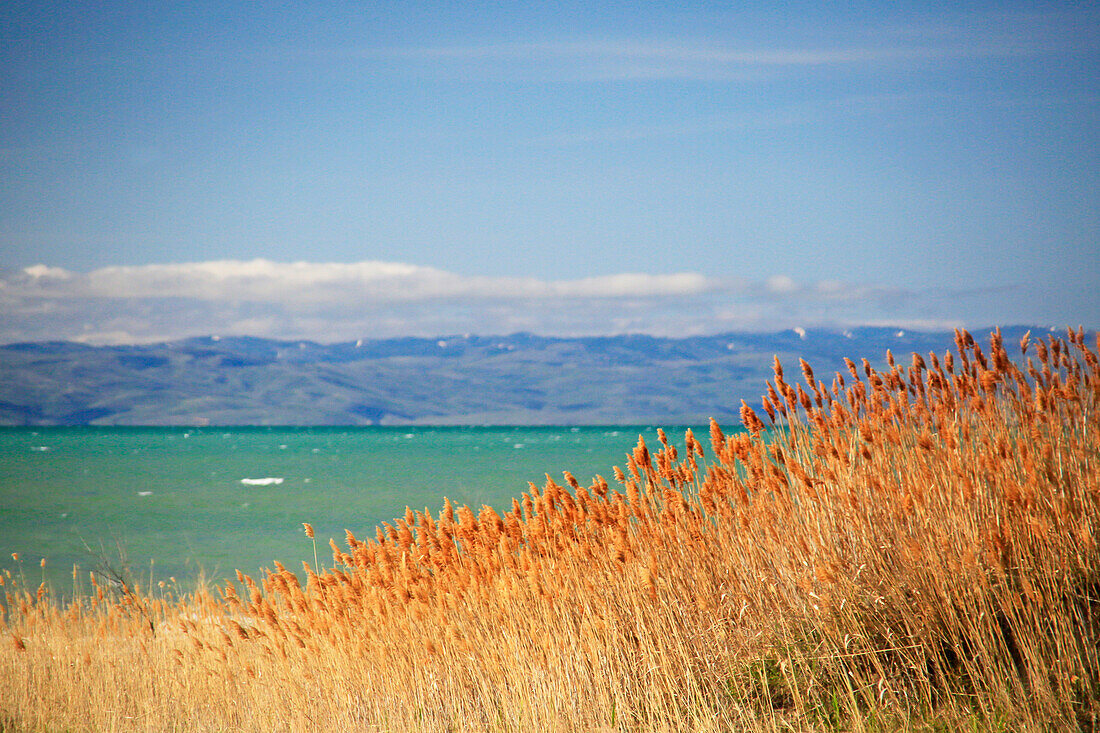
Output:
(2, 328), (1097, 731)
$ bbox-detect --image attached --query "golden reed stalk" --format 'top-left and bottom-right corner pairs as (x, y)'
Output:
(1, 328), (1098, 731)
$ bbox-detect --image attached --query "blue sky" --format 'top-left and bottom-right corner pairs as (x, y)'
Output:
(1, 1), (1097, 343)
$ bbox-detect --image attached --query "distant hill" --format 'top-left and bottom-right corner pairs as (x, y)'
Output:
(0, 327), (1055, 425)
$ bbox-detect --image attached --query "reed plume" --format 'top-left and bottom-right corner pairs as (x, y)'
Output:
(2, 328), (1098, 732)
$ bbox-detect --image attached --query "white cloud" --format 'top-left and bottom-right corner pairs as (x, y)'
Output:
(22, 265), (71, 280)
(343, 30), (1056, 83)
(9, 260), (719, 304)
(765, 275), (799, 295)
(0, 259), (1020, 345)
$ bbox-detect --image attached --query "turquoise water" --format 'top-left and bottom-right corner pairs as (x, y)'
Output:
(0, 425), (706, 594)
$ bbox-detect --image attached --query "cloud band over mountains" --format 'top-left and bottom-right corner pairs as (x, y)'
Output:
(0, 259), (1050, 345)
(14, 261), (718, 303)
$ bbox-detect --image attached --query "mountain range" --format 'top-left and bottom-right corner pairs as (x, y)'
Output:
(0, 326), (1051, 425)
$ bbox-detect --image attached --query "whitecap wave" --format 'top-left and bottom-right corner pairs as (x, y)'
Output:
(240, 477), (284, 486)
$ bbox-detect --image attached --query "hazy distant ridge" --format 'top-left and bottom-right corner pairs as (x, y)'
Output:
(0, 327), (1046, 426)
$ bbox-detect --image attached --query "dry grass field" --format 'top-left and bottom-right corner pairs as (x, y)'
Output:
(2, 328), (1098, 732)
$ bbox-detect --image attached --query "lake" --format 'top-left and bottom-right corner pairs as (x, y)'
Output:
(0, 424), (709, 594)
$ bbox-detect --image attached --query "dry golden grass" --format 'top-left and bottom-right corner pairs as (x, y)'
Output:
(2, 328), (1098, 732)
